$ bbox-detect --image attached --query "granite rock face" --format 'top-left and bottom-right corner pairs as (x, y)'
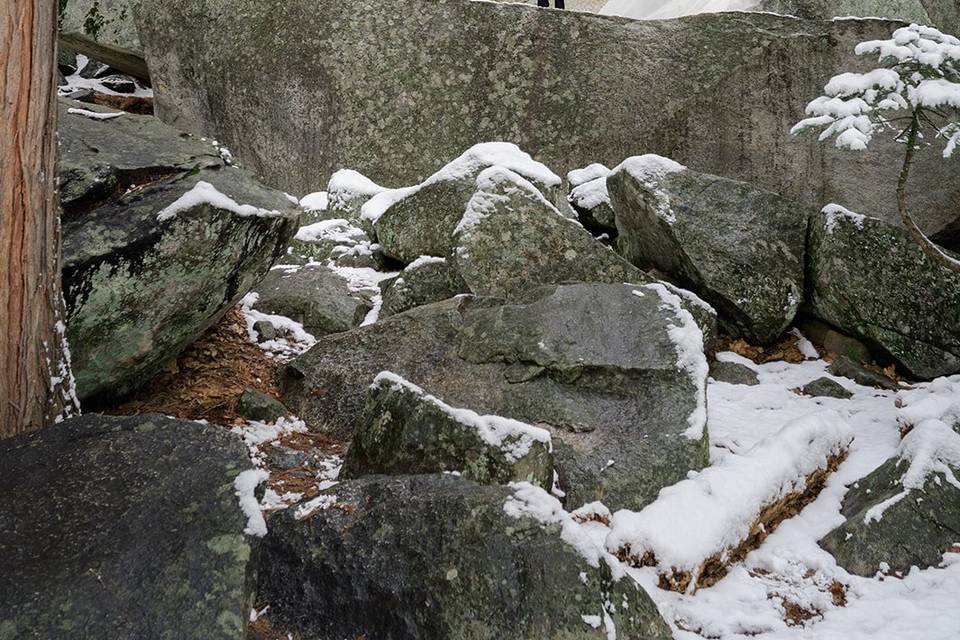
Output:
(58, 0), (147, 79)
(257, 475), (672, 640)
(757, 0), (931, 22)
(0, 413), (258, 640)
(807, 207), (960, 379)
(139, 2), (960, 235)
(59, 99), (299, 400)
(282, 283), (712, 511)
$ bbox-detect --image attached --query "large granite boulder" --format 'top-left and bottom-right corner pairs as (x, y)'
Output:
(0, 413), (259, 640)
(250, 265), (371, 337)
(60, 99), (299, 400)
(757, 0), (931, 22)
(608, 156), (806, 344)
(365, 143), (566, 264)
(257, 475), (671, 640)
(379, 257), (468, 318)
(282, 282), (712, 511)
(807, 205), (960, 379)
(341, 372), (555, 490)
(139, 3), (960, 235)
(452, 167), (649, 298)
(820, 418), (960, 576)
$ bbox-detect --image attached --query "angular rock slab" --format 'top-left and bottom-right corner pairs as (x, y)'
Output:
(139, 3), (960, 235)
(380, 257), (468, 318)
(453, 167), (649, 299)
(258, 475), (671, 640)
(609, 158), (806, 344)
(282, 283), (712, 511)
(341, 372), (555, 490)
(251, 265), (370, 337)
(0, 413), (257, 640)
(59, 99), (299, 400)
(820, 453), (960, 576)
(807, 207), (960, 379)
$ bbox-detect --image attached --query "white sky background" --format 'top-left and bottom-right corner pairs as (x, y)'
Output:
(600, 0), (759, 19)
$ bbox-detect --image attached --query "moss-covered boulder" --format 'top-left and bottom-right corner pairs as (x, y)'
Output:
(341, 373), (555, 490)
(366, 143), (566, 264)
(453, 167), (649, 299)
(807, 206), (960, 379)
(380, 256), (467, 318)
(59, 99), (299, 401)
(250, 265), (370, 337)
(0, 413), (258, 640)
(820, 419), (960, 576)
(609, 156), (806, 344)
(257, 475), (671, 640)
(282, 282), (713, 511)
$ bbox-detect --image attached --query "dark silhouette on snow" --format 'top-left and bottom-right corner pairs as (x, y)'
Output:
(538, 0), (565, 8)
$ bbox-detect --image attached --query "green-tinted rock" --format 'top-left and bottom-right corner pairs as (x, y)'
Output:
(0, 413), (257, 640)
(371, 144), (566, 264)
(820, 452), (960, 576)
(808, 208), (960, 379)
(341, 374), (554, 490)
(139, 3), (960, 236)
(709, 360), (760, 386)
(59, 99), (299, 401)
(282, 283), (712, 511)
(258, 475), (671, 640)
(251, 265), (370, 337)
(380, 257), (467, 318)
(237, 388), (290, 422)
(453, 167), (650, 299)
(802, 376), (853, 399)
(609, 160), (806, 344)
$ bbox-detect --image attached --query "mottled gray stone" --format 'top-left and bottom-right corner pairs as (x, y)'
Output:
(251, 265), (370, 337)
(609, 164), (806, 344)
(828, 356), (901, 390)
(253, 320), (277, 342)
(0, 413), (256, 640)
(138, 3), (960, 236)
(820, 451), (960, 576)
(59, 99), (299, 401)
(282, 283), (712, 511)
(453, 170), (650, 299)
(380, 258), (467, 318)
(258, 475), (671, 640)
(808, 210), (960, 379)
(237, 388), (290, 422)
(802, 376), (854, 399)
(341, 375), (555, 490)
(709, 360), (760, 386)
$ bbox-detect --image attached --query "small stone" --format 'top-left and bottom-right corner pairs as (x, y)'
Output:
(237, 389), (290, 423)
(802, 377), (853, 399)
(264, 444), (311, 470)
(101, 75), (137, 94)
(253, 320), (277, 343)
(709, 360), (760, 386)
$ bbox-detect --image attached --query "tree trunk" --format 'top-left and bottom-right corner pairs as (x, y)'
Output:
(0, 0), (78, 438)
(897, 109), (960, 274)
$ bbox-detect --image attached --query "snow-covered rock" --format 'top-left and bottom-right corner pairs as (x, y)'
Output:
(341, 372), (555, 490)
(608, 156), (806, 344)
(59, 99), (299, 400)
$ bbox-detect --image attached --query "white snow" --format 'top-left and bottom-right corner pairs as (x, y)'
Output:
(605, 412), (853, 585)
(893, 376), (960, 491)
(326, 168), (387, 209)
(569, 175), (611, 211)
(66, 107), (124, 120)
(454, 165), (565, 235)
(156, 181), (283, 222)
(404, 255), (447, 271)
(373, 371), (552, 461)
(234, 469), (270, 537)
(59, 54), (153, 99)
(361, 142), (560, 224)
(822, 204), (867, 233)
(231, 415), (309, 466)
(294, 494), (339, 520)
(645, 283), (709, 440)
(300, 191), (329, 212)
(600, 0), (759, 20)
(294, 218), (366, 245)
(568, 163), (611, 188)
(612, 154), (686, 185)
(239, 291), (317, 360)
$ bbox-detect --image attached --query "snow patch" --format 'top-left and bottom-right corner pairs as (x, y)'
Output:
(234, 469), (270, 537)
(157, 181), (283, 222)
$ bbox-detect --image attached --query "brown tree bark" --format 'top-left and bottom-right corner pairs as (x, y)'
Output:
(0, 0), (78, 438)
